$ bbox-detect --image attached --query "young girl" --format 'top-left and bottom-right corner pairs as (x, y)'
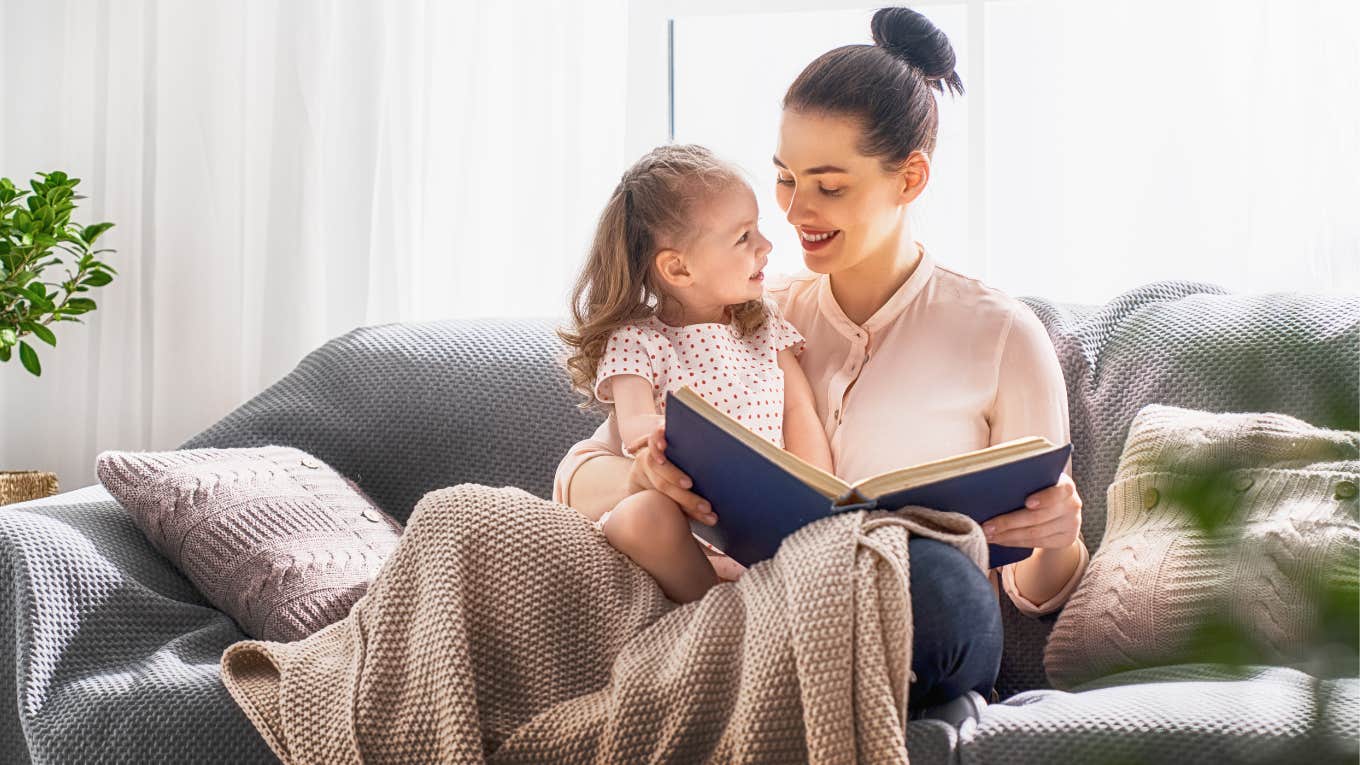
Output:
(559, 144), (834, 603)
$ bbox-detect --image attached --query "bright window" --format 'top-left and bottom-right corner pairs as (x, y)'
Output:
(633, 1), (1360, 303)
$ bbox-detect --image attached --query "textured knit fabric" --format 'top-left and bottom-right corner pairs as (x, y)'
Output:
(1043, 404), (1360, 689)
(0, 485), (277, 764)
(554, 247), (1089, 620)
(972, 663), (1359, 764)
(595, 312), (805, 450)
(96, 445), (403, 642)
(219, 483), (991, 764)
(994, 285), (1359, 699)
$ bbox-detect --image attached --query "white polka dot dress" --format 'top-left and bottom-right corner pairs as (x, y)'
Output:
(594, 310), (806, 449)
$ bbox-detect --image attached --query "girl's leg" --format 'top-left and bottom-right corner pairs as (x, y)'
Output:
(906, 537), (1004, 711)
(601, 489), (719, 603)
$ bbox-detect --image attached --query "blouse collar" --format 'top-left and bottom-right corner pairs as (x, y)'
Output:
(816, 243), (937, 339)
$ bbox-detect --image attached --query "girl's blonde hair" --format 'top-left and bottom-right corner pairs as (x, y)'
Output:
(559, 144), (769, 409)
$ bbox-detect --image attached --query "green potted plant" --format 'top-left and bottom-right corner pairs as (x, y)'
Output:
(0, 170), (117, 505)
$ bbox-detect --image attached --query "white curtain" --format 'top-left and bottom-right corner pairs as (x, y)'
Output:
(0, 0), (629, 489)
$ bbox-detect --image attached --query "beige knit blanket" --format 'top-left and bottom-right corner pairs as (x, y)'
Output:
(219, 483), (990, 763)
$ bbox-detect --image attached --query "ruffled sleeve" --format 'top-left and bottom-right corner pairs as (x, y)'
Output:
(765, 310), (806, 358)
(593, 325), (658, 404)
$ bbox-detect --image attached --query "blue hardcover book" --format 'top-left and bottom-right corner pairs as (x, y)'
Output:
(663, 386), (1073, 569)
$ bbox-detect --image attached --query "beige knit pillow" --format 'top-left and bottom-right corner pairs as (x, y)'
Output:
(1044, 404), (1359, 689)
(96, 445), (402, 642)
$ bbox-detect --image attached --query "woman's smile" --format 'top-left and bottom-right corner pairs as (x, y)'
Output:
(799, 227), (841, 252)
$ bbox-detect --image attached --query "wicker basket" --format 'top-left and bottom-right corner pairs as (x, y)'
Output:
(0, 470), (59, 506)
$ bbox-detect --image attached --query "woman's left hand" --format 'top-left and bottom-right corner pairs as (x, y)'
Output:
(981, 473), (1082, 550)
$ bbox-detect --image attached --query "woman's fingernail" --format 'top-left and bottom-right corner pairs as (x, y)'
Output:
(698, 502), (710, 513)
(1026, 499), (1038, 508)
(680, 478), (692, 488)
(983, 524), (996, 537)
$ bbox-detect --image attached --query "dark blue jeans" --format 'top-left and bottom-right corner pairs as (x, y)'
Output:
(906, 537), (1004, 712)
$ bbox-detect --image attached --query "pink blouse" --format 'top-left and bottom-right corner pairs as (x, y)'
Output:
(553, 246), (1090, 617)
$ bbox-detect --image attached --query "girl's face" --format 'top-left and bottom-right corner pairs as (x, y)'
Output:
(658, 182), (771, 318)
(773, 109), (925, 274)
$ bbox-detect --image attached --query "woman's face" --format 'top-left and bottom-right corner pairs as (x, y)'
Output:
(774, 109), (923, 274)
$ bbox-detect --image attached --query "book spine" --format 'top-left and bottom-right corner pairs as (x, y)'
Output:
(832, 490), (879, 513)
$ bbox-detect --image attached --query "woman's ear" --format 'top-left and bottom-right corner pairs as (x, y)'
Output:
(897, 150), (931, 205)
(653, 249), (693, 289)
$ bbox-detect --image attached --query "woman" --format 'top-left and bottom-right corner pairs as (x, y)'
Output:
(554, 6), (1088, 715)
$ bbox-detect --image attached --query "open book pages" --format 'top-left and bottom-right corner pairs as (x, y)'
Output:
(671, 386), (1060, 502)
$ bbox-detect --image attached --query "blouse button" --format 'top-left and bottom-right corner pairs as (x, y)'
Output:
(833, 408), (840, 420)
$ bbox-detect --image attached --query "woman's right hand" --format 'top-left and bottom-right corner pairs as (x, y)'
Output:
(626, 423), (717, 525)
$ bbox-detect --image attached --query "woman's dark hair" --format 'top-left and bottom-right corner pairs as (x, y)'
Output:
(783, 6), (964, 168)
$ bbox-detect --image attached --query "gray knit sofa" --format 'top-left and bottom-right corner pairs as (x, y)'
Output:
(2, 281), (1356, 763)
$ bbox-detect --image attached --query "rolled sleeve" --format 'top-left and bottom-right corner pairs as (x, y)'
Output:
(551, 419), (623, 507)
(997, 538), (1090, 617)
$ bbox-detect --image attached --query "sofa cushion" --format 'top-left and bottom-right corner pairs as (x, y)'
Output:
(1043, 404), (1359, 689)
(96, 445), (402, 641)
(997, 285), (1359, 697)
(965, 664), (1358, 764)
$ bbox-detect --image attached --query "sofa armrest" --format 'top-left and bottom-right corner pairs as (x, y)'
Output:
(0, 486), (273, 763)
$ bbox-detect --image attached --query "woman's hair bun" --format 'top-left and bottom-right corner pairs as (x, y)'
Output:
(870, 6), (964, 95)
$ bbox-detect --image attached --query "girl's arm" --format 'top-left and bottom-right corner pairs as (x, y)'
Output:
(607, 374), (665, 449)
(571, 374), (714, 523)
(778, 347), (834, 474)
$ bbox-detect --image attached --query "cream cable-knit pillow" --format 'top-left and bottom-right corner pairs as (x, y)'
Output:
(1044, 404), (1359, 689)
(97, 445), (402, 642)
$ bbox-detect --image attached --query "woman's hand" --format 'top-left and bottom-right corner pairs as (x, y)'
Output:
(981, 472), (1082, 550)
(626, 423), (717, 525)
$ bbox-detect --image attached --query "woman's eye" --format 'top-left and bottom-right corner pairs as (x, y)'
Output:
(821, 187), (843, 197)
(737, 231), (749, 244)
(775, 176), (794, 186)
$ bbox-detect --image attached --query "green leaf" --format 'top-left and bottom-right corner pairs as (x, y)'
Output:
(24, 322), (56, 347)
(0, 345), (9, 362)
(0, 328), (16, 346)
(18, 340), (41, 376)
(84, 270), (113, 287)
(64, 297), (97, 313)
(81, 222), (115, 244)
(19, 285), (53, 310)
